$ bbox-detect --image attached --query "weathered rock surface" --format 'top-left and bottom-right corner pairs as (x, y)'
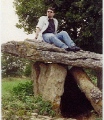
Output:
(31, 62), (102, 116)
(30, 112), (77, 120)
(30, 112), (98, 120)
(70, 67), (102, 115)
(31, 62), (67, 110)
(1, 39), (102, 70)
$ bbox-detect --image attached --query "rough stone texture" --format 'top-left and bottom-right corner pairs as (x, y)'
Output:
(31, 62), (49, 96)
(30, 113), (77, 120)
(1, 39), (102, 70)
(70, 67), (102, 116)
(31, 62), (67, 108)
(30, 112), (98, 120)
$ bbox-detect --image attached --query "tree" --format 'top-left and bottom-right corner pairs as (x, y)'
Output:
(13, 0), (46, 33)
(45, 0), (102, 53)
(24, 63), (32, 77)
(1, 53), (31, 77)
(13, 0), (102, 53)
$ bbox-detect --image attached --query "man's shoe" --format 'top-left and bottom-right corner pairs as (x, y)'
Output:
(75, 46), (81, 51)
(65, 48), (71, 51)
(70, 46), (81, 52)
(65, 46), (81, 52)
(69, 46), (76, 52)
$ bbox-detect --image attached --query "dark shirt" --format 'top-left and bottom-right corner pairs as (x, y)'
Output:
(43, 19), (55, 34)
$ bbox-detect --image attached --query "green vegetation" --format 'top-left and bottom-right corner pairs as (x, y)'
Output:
(2, 73), (101, 119)
(1, 53), (32, 78)
(2, 77), (56, 120)
(2, 77), (30, 96)
(84, 69), (97, 85)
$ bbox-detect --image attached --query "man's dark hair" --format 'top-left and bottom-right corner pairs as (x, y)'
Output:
(47, 7), (55, 12)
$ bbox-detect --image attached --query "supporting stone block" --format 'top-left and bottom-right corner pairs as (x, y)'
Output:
(70, 67), (102, 116)
(31, 62), (67, 110)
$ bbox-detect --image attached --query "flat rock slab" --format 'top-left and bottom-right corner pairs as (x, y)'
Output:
(1, 39), (102, 70)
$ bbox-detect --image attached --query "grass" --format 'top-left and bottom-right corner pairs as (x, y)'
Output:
(2, 77), (30, 96)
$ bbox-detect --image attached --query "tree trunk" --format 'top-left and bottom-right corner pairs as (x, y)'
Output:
(70, 67), (102, 116)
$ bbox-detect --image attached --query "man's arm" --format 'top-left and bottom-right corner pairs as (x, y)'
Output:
(34, 16), (44, 40)
(35, 27), (41, 40)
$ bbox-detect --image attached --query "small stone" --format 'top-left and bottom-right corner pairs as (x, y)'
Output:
(38, 115), (45, 118)
(33, 109), (39, 113)
(30, 118), (35, 120)
(42, 115), (53, 120)
(67, 118), (77, 120)
(31, 112), (38, 117)
(55, 118), (65, 120)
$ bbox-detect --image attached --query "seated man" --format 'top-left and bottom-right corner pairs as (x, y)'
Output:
(35, 7), (81, 52)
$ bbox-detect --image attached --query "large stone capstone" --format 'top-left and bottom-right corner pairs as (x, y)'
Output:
(1, 40), (102, 70)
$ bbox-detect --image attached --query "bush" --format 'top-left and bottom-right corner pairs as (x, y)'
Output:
(24, 62), (32, 77)
(12, 81), (56, 116)
(1, 53), (32, 78)
(12, 81), (34, 97)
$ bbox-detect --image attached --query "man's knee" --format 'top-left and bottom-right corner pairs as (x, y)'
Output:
(60, 30), (68, 35)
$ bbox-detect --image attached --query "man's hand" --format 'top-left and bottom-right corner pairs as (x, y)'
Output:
(34, 37), (37, 41)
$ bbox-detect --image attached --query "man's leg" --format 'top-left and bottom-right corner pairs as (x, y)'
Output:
(56, 31), (81, 51)
(56, 31), (75, 48)
(42, 33), (68, 49)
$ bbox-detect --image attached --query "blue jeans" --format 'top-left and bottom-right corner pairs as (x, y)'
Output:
(42, 31), (75, 49)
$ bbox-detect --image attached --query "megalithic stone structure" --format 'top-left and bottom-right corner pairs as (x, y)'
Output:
(1, 40), (102, 116)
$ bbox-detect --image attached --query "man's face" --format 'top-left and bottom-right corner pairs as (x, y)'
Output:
(47, 9), (55, 18)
